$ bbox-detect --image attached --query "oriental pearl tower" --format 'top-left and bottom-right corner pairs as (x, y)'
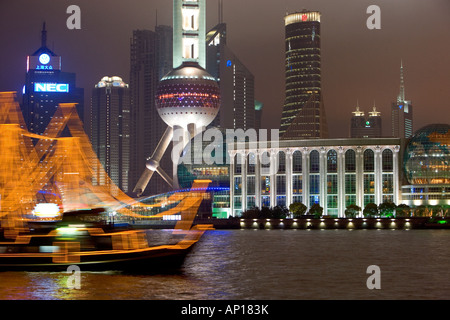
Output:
(133, 0), (220, 196)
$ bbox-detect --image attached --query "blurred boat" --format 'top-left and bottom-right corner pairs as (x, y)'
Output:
(0, 208), (213, 271)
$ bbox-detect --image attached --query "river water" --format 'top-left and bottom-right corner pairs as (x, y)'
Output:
(0, 229), (450, 300)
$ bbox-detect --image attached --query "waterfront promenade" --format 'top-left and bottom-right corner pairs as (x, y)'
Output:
(192, 217), (449, 230)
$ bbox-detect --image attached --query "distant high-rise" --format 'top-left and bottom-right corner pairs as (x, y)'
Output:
(350, 103), (382, 138)
(280, 10), (328, 139)
(129, 27), (173, 196)
(22, 23), (84, 136)
(206, 23), (256, 130)
(255, 100), (263, 131)
(391, 61), (413, 139)
(173, 0), (206, 69)
(90, 76), (130, 194)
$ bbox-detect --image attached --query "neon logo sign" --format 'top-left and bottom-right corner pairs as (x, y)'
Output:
(34, 83), (70, 93)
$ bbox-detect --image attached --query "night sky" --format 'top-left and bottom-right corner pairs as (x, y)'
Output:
(1, 0), (449, 138)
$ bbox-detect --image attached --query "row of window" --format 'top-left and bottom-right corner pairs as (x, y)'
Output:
(234, 149), (394, 174)
(234, 194), (395, 211)
(234, 173), (394, 197)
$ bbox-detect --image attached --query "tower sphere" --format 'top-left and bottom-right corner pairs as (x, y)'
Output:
(156, 62), (220, 129)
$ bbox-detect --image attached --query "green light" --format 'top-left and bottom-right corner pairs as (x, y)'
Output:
(366, 121), (370, 126)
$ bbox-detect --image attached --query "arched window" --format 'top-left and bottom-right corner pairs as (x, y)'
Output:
(260, 151), (271, 169)
(382, 149), (393, 172)
(364, 149), (375, 172)
(345, 149), (356, 172)
(247, 153), (256, 174)
(327, 150), (337, 173)
(234, 153), (243, 174)
(278, 151), (286, 174)
(310, 150), (320, 173)
(293, 151), (302, 173)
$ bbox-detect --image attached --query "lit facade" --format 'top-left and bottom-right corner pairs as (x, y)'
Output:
(401, 124), (450, 207)
(280, 11), (328, 139)
(90, 76), (130, 193)
(22, 23), (84, 136)
(228, 138), (401, 217)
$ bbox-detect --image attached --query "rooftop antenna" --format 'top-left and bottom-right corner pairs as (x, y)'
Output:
(218, 0), (223, 24)
(41, 21), (47, 48)
(398, 59), (405, 103)
(156, 9), (158, 28)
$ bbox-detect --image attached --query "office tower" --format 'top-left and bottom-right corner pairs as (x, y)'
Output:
(129, 27), (173, 196)
(350, 103), (382, 138)
(280, 10), (328, 139)
(173, 0), (206, 69)
(367, 106), (382, 137)
(206, 23), (256, 130)
(90, 76), (130, 194)
(391, 61), (413, 139)
(22, 23), (84, 136)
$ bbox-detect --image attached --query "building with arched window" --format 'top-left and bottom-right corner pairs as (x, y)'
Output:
(228, 138), (401, 217)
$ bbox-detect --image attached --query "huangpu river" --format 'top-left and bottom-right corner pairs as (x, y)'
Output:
(1, 229), (450, 300)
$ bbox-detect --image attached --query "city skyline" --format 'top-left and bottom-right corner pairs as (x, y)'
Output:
(0, 0), (449, 139)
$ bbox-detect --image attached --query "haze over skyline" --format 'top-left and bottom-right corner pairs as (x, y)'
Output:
(1, 0), (449, 138)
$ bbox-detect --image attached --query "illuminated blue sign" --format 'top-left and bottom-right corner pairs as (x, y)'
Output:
(39, 54), (50, 65)
(34, 83), (70, 93)
(226, 60), (232, 67)
(36, 65), (53, 70)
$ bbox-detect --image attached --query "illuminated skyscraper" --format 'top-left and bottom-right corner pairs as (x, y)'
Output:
(22, 23), (84, 136)
(206, 23), (256, 131)
(280, 10), (328, 139)
(128, 27), (173, 196)
(391, 61), (413, 139)
(350, 103), (382, 138)
(173, 0), (206, 69)
(90, 76), (130, 193)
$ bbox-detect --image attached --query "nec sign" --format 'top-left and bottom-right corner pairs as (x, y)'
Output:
(34, 83), (70, 93)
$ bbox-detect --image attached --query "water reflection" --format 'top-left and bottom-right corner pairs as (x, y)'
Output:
(1, 229), (450, 300)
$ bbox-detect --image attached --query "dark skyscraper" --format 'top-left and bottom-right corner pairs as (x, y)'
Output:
(129, 27), (173, 196)
(350, 103), (382, 138)
(90, 76), (130, 194)
(280, 11), (328, 139)
(391, 61), (413, 139)
(22, 23), (84, 136)
(206, 23), (256, 130)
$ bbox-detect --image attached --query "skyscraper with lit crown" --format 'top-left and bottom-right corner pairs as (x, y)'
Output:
(22, 23), (84, 136)
(90, 76), (130, 194)
(280, 10), (328, 139)
(391, 61), (413, 139)
(350, 103), (382, 138)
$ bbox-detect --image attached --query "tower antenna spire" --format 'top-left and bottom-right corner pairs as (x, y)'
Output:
(218, 0), (223, 24)
(41, 21), (47, 48)
(398, 59), (405, 103)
